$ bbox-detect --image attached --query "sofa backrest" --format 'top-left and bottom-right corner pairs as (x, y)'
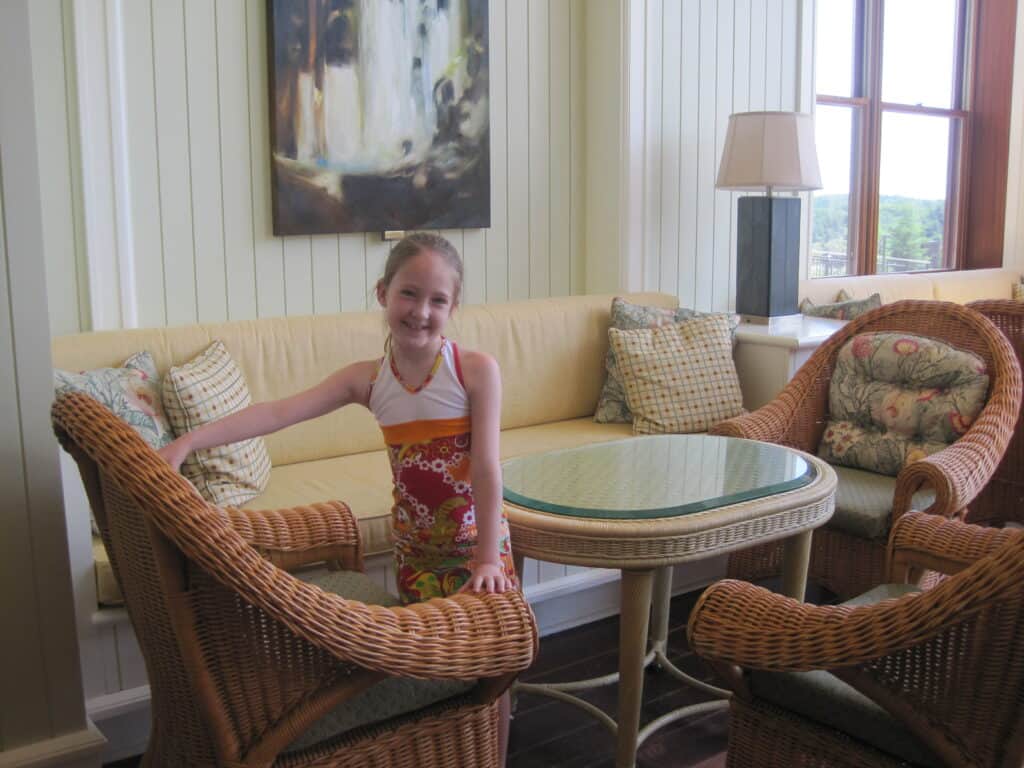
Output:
(51, 292), (677, 466)
(799, 267), (1020, 306)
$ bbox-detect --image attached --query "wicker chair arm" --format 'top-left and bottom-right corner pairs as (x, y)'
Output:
(686, 569), (1000, 673)
(224, 501), (363, 572)
(887, 511), (1020, 579)
(893, 399), (1020, 522)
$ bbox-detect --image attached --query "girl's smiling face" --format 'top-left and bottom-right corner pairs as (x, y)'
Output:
(377, 249), (459, 353)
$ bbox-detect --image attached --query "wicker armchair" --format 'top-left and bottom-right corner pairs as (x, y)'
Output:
(52, 392), (538, 768)
(711, 300), (1021, 598)
(688, 512), (1024, 767)
(965, 299), (1024, 527)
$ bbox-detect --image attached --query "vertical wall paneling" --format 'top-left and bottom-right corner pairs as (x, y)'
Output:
(658, 0), (682, 297)
(312, 235), (342, 315)
(643, 1), (664, 292)
(29, 1), (85, 337)
(748, 0), (768, 111)
(622, 0), (647, 293)
(694, 0), (717, 312)
(339, 235), (367, 311)
(713, 0), (735, 312)
(122, 0), (165, 328)
(461, 229), (486, 306)
(485, 0), (510, 302)
(284, 237), (314, 316)
(549, 0), (571, 297)
(528, 0), (550, 298)
(569, 0), (584, 295)
(247, 0), (286, 319)
(152, 0), (199, 326)
(218, 0), (259, 321)
(505, 0), (531, 300)
(677, 0), (700, 308)
(185, 0), (228, 324)
(634, 0), (807, 311)
(364, 234), (390, 303)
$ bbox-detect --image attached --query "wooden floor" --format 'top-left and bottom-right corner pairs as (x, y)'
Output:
(104, 587), (735, 768)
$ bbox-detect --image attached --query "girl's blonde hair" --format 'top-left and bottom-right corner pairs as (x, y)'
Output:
(377, 232), (464, 305)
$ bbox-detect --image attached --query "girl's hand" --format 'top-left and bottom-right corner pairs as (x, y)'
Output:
(158, 437), (191, 472)
(459, 561), (511, 594)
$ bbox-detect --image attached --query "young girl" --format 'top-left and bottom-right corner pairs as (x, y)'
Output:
(158, 232), (518, 600)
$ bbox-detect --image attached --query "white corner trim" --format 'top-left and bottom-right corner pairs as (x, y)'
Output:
(106, 0), (137, 328)
(618, 0), (646, 293)
(72, 0), (134, 330)
(0, 721), (105, 768)
(1003, 0), (1024, 270)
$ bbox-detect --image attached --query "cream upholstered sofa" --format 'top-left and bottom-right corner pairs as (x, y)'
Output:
(799, 266), (1021, 306)
(53, 292), (677, 607)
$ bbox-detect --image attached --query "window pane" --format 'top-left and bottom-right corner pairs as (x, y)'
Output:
(877, 112), (953, 273)
(882, 0), (959, 108)
(815, 0), (857, 97)
(810, 105), (858, 278)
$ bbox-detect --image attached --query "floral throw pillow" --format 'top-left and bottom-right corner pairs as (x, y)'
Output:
(594, 297), (740, 423)
(799, 291), (882, 321)
(54, 351), (173, 451)
(818, 332), (989, 476)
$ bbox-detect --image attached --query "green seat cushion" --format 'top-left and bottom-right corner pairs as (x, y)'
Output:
(285, 570), (476, 752)
(830, 465), (936, 539)
(749, 583), (938, 767)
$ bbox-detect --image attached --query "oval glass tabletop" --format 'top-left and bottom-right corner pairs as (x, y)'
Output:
(502, 434), (815, 519)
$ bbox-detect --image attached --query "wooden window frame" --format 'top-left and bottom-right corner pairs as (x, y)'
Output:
(814, 0), (1016, 276)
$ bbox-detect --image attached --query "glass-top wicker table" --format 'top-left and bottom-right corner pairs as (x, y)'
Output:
(502, 434), (836, 768)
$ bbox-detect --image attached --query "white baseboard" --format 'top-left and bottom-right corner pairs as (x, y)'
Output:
(0, 722), (105, 768)
(87, 558), (728, 760)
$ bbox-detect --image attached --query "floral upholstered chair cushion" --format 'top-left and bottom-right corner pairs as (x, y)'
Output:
(595, 297), (739, 423)
(818, 332), (990, 476)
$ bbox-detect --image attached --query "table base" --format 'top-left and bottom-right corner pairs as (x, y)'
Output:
(512, 565), (732, 766)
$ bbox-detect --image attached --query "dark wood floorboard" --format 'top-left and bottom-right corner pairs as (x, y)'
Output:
(104, 581), (832, 767)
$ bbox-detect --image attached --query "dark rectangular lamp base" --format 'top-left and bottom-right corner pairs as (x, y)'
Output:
(736, 196), (801, 320)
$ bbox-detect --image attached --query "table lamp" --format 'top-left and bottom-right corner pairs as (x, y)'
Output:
(716, 111), (822, 323)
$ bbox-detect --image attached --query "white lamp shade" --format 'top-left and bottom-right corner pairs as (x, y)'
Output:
(716, 111), (822, 192)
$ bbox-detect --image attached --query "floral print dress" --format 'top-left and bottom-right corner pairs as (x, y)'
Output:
(368, 338), (518, 603)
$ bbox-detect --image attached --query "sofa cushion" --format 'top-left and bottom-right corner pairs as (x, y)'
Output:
(830, 465), (936, 539)
(162, 340), (273, 506)
(819, 332), (989, 476)
(609, 316), (744, 435)
(594, 297), (738, 424)
(285, 569), (475, 752)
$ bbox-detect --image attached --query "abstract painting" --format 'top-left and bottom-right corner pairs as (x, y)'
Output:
(267, 0), (490, 235)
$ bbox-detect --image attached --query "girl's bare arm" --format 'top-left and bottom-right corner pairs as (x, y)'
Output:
(461, 349), (510, 593)
(159, 360), (377, 469)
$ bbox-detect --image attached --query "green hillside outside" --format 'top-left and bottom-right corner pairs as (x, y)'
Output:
(811, 194), (946, 276)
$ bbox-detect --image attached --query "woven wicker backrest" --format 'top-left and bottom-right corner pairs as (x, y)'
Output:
(782, 300), (1020, 454)
(849, 528), (1024, 767)
(57, 417), (223, 764)
(965, 300), (1024, 525)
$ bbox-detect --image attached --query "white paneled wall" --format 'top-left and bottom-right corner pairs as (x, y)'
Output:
(38, 0), (586, 335)
(636, 0), (809, 311)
